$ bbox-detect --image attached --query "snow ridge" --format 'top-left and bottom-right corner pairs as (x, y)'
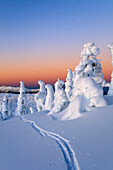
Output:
(19, 116), (80, 170)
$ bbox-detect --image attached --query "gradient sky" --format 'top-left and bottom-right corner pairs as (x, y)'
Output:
(0, 0), (113, 88)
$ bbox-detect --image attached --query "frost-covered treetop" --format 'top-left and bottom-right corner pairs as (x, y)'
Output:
(38, 80), (45, 86)
(80, 42), (100, 60)
(38, 80), (46, 92)
(54, 78), (64, 91)
(66, 69), (73, 81)
(20, 81), (25, 93)
(45, 84), (54, 93)
(67, 69), (73, 76)
(67, 69), (72, 73)
(73, 42), (104, 86)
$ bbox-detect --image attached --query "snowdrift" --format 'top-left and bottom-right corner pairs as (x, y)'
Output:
(50, 95), (91, 120)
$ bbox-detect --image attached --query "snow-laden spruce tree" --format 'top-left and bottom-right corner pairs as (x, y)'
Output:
(72, 42), (105, 93)
(49, 78), (69, 114)
(35, 80), (47, 112)
(44, 84), (54, 111)
(17, 81), (26, 116)
(1, 95), (9, 119)
(72, 42), (107, 107)
(65, 69), (73, 100)
(107, 43), (113, 95)
(73, 42), (104, 87)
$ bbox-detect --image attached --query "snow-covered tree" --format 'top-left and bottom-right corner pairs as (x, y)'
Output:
(45, 84), (54, 111)
(73, 42), (105, 93)
(17, 81), (26, 116)
(65, 69), (73, 100)
(71, 42), (107, 107)
(1, 95), (9, 119)
(49, 78), (69, 114)
(107, 43), (113, 95)
(82, 42), (104, 86)
(80, 41), (100, 60)
(35, 80), (47, 112)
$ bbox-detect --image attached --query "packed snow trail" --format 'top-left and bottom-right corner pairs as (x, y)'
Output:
(19, 116), (80, 170)
(47, 134), (72, 170)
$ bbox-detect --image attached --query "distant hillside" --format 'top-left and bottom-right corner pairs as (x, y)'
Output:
(0, 86), (39, 94)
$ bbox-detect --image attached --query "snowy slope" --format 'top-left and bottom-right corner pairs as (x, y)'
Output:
(1, 101), (113, 170)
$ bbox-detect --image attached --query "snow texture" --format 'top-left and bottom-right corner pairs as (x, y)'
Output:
(1, 101), (113, 170)
(19, 116), (80, 170)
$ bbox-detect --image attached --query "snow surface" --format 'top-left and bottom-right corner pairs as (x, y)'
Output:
(0, 95), (113, 170)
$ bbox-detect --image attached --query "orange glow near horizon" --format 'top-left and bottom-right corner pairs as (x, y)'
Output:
(0, 50), (112, 87)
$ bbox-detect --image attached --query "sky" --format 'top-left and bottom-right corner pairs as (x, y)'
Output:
(0, 0), (113, 88)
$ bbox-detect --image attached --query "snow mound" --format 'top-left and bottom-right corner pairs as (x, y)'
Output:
(50, 95), (91, 120)
(73, 77), (108, 107)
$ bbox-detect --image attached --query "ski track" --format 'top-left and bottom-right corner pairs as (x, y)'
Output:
(19, 116), (80, 170)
